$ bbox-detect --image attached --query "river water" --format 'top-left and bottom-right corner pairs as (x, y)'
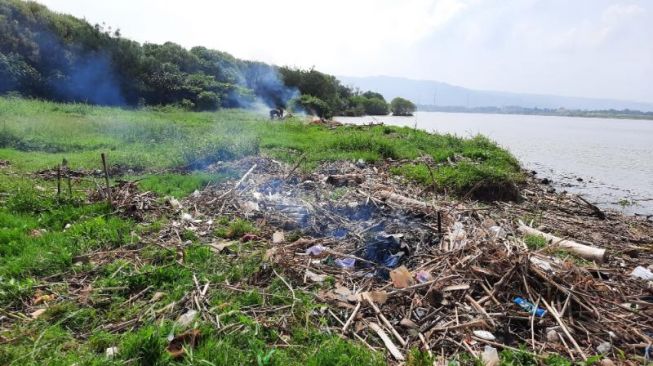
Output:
(336, 112), (653, 216)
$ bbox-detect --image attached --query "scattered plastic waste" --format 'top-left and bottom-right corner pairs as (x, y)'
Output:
(305, 244), (326, 256)
(335, 257), (355, 269)
(596, 341), (611, 354)
(546, 328), (559, 343)
(382, 253), (403, 267)
(513, 297), (547, 317)
(176, 309), (198, 327)
(481, 345), (499, 366)
(389, 266), (414, 288)
(361, 233), (408, 269)
(415, 270), (433, 283)
(450, 222), (467, 249)
(488, 225), (507, 239)
(167, 197), (182, 210)
(105, 347), (119, 358)
(272, 231), (284, 244)
(630, 266), (653, 281)
(473, 330), (496, 341)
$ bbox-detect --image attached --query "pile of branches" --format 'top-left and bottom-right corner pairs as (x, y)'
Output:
(169, 157), (652, 364)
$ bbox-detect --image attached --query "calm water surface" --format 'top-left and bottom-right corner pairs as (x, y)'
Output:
(336, 112), (653, 215)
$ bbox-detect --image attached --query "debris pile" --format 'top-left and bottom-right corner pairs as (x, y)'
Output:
(165, 156), (653, 363)
(89, 180), (161, 220)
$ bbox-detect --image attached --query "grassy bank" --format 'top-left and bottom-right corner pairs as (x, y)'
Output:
(0, 98), (528, 365)
(0, 97), (522, 198)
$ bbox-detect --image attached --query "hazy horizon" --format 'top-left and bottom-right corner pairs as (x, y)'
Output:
(36, 0), (653, 104)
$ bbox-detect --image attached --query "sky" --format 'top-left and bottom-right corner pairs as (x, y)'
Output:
(36, 0), (653, 103)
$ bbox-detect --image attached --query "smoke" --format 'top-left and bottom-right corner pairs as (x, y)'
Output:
(239, 63), (300, 113)
(31, 29), (126, 106)
(50, 53), (125, 106)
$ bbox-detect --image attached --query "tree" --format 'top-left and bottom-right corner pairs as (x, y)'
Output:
(362, 91), (385, 102)
(390, 97), (416, 116)
(362, 97), (389, 115)
(291, 95), (332, 118)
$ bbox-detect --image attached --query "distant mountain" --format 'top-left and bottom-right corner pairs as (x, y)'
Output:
(338, 75), (653, 112)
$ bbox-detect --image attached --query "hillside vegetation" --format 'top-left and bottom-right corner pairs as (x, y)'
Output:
(0, 0), (394, 117)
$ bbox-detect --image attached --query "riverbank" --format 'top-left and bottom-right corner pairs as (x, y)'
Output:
(0, 99), (651, 365)
(336, 112), (653, 217)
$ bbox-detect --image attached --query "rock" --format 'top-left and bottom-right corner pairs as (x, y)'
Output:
(176, 309), (198, 328)
(473, 330), (496, 341)
(541, 178), (551, 185)
(596, 341), (611, 354)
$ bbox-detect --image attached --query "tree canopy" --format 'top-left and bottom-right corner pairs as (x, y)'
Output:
(390, 97), (416, 116)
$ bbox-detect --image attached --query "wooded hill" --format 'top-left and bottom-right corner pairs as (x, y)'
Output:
(0, 0), (391, 117)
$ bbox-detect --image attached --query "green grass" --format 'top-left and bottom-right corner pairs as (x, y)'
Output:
(0, 97), (522, 198)
(524, 234), (548, 250)
(134, 171), (238, 198)
(0, 97), (529, 364)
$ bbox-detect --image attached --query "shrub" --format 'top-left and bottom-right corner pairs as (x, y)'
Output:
(390, 97), (416, 116)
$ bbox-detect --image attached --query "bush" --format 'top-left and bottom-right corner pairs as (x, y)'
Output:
(195, 91), (220, 111)
(362, 97), (389, 115)
(291, 95), (333, 118)
(390, 97), (416, 116)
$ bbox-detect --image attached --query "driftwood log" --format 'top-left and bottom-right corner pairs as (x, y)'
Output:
(518, 222), (606, 262)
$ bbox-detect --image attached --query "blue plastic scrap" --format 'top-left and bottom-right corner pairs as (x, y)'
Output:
(513, 297), (547, 317)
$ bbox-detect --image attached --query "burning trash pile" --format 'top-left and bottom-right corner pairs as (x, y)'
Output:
(113, 156), (651, 363)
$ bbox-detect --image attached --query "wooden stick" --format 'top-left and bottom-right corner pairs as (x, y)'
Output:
(425, 319), (487, 338)
(285, 154), (305, 180)
(368, 322), (404, 361)
(67, 174), (72, 198)
(56, 164), (61, 199)
(100, 153), (112, 207)
(466, 294), (496, 329)
(518, 222), (605, 262)
(577, 195), (606, 220)
(541, 298), (587, 361)
(364, 293), (407, 346)
(234, 163), (257, 189)
(375, 189), (429, 210)
(342, 302), (361, 333)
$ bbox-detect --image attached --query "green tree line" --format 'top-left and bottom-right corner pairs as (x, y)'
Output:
(0, 0), (413, 117)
